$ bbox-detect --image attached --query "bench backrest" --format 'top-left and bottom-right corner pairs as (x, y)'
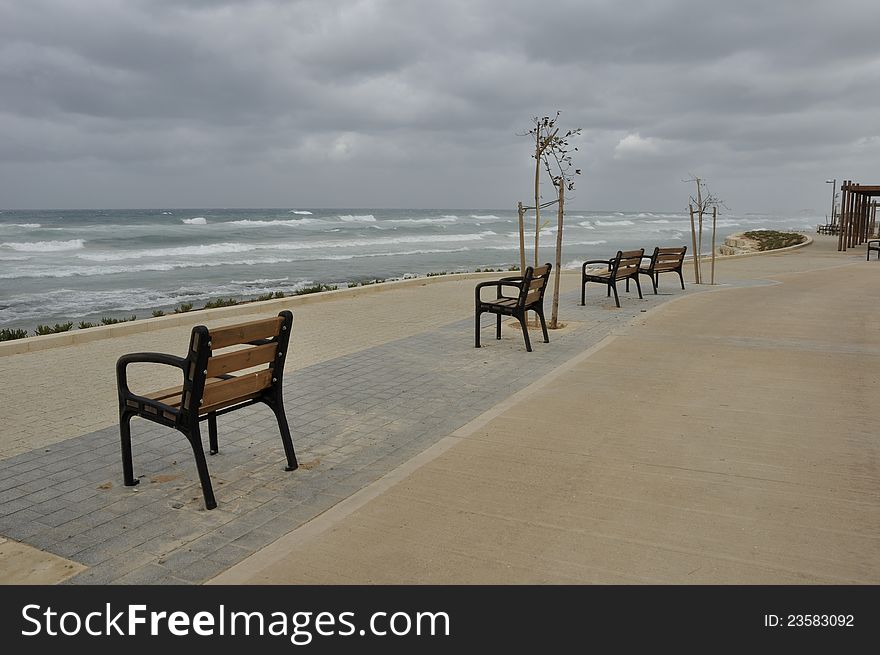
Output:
(182, 311), (293, 416)
(520, 263), (552, 308)
(648, 246), (687, 271)
(611, 249), (644, 279)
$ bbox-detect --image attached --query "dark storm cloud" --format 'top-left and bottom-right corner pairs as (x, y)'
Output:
(1, 0), (878, 209)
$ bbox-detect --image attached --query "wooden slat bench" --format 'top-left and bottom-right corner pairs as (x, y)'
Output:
(116, 310), (298, 510)
(638, 246), (687, 294)
(475, 263), (551, 352)
(581, 249), (644, 308)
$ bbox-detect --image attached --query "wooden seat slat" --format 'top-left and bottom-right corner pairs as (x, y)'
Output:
(206, 342), (277, 377)
(209, 316), (283, 350)
(201, 369), (274, 409)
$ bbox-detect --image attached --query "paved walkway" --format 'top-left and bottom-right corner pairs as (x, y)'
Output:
(212, 239), (880, 584)
(1, 235), (877, 584)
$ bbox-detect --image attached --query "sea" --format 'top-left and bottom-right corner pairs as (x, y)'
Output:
(0, 207), (819, 331)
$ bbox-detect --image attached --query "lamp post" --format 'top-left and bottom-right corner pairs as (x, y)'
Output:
(825, 178), (836, 225)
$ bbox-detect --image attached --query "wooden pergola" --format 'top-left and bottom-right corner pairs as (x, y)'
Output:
(837, 181), (880, 251)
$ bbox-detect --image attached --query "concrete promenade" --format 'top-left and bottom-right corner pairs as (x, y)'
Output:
(1, 235), (878, 584)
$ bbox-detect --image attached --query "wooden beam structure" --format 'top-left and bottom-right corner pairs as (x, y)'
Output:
(836, 181), (880, 251)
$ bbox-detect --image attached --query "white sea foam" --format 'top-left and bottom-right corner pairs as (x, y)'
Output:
(4, 223), (42, 229)
(646, 219), (670, 224)
(470, 214), (500, 219)
(1, 239), (85, 252)
(594, 220), (635, 227)
(289, 210), (313, 215)
(441, 215), (459, 219)
(386, 217), (458, 225)
(182, 217), (207, 225)
(230, 276), (290, 286)
(79, 242), (257, 262)
(227, 218), (322, 227)
(577, 221), (596, 229)
(338, 214), (376, 222)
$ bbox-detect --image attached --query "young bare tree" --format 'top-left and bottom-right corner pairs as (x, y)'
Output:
(683, 175), (723, 284)
(519, 112), (581, 328)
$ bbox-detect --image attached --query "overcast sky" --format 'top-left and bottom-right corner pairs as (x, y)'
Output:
(1, 0), (878, 212)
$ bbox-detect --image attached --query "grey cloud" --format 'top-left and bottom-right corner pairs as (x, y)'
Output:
(1, 0), (879, 210)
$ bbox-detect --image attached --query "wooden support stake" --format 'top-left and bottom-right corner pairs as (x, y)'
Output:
(517, 201), (526, 276)
(710, 205), (717, 285)
(550, 183), (564, 330)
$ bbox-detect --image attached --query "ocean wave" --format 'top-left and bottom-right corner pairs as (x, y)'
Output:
(78, 242), (257, 262)
(577, 221), (596, 229)
(289, 210), (313, 215)
(227, 218), (323, 227)
(646, 219), (670, 224)
(1, 239), (85, 252)
(470, 214), (500, 219)
(441, 215), (459, 219)
(76, 232), (501, 263)
(594, 220), (635, 227)
(338, 214), (376, 222)
(1, 223), (42, 229)
(229, 276), (290, 286)
(386, 217), (458, 225)
(182, 217), (207, 225)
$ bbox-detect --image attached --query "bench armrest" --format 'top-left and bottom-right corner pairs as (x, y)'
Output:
(582, 259), (611, 273)
(116, 352), (187, 397)
(475, 279), (523, 302)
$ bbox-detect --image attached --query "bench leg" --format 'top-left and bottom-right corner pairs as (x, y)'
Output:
(208, 412), (219, 455)
(633, 274), (643, 299)
(535, 308), (549, 343)
(581, 277), (586, 305)
(475, 309), (482, 348)
(517, 314), (533, 352)
(496, 313), (502, 340)
(119, 410), (139, 487)
(610, 282), (620, 308)
(678, 270), (685, 289)
(185, 423), (217, 510)
(275, 404), (298, 472)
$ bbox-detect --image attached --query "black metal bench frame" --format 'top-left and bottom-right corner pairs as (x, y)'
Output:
(116, 310), (298, 510)
(638, 245), (687, 294)
(581, 249), (644, 308)
(475, 263), (551, 352)
(867, 239), (880, 261)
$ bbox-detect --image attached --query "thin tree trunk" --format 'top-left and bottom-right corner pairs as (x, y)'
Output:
(694, 178), (703, 284)
(534, 138), (542, 268)
(688, 204), (700, 284)
(550, 183), (564, 329)
(517, 201), (526, 275)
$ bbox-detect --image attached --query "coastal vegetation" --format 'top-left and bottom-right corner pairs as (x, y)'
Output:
(742, 230), (807, 250)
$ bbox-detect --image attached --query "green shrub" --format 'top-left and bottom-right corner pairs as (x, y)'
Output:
(173, 303), (193, 314)
(78, 321), (96, 329)
(101, 316), (136, 325)
(34, 322), (74, 335)
(255, 293), (275, 302)
(273, 290), (286, 299)
(0, 328), (28, 341)
(294, 283), (337, 296)
(151, 310), (165, 317)
(426, 271), (447, 277)
(202, 297), (239, 309)
(743, 230), (806, 251)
